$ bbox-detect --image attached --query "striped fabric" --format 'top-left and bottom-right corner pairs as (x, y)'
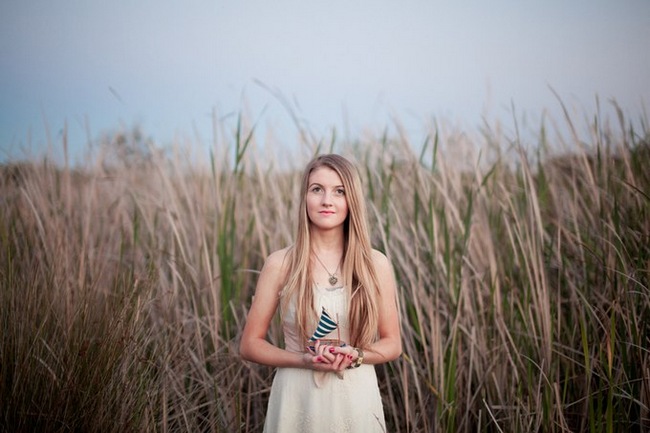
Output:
(309, 307), (338, 341)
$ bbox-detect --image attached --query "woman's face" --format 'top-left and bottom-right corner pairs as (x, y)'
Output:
(306, 166), (349, 231)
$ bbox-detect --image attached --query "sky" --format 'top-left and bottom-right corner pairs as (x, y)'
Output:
(1, 0), (649, 163)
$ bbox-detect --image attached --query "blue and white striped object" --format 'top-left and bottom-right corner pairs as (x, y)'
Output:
(309, 307), (338, 341)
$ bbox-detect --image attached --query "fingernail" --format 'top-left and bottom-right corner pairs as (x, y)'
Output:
(329, 347), (335, 353)
(316, 356), (322, 362)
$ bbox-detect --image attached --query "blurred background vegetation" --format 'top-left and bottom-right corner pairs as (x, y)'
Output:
(1, 106), (649, 432)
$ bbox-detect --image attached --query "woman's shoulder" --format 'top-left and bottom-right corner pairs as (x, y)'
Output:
(370, 249), (397, 294)
(264, 246), (292, 272)
(370, 248), (390, 267)
(256, 247), (292, 290)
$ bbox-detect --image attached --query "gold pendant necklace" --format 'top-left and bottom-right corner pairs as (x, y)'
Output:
(313, 253), (341, 286)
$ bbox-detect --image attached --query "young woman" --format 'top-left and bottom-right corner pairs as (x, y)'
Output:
(240, 154), (402, 432)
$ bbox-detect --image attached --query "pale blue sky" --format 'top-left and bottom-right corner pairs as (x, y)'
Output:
(1, 0), (649, 162)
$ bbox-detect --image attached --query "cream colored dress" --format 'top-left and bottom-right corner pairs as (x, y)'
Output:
(263, 284), (386, 433)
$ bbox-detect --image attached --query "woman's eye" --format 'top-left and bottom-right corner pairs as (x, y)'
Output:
(335, 188), (345, 196)
(310, 186), (322, 194)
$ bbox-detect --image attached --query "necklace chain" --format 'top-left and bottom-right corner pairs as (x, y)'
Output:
(313, 253), (341, 286)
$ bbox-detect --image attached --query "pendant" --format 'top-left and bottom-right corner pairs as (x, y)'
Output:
(329, 275), (338, 286)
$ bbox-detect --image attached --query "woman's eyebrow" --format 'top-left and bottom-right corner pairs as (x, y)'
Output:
(308, 182), (344, 188)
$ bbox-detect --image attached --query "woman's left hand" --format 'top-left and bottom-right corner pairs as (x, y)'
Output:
(328, 345), (358, 366)
(308, 340), (355, 371)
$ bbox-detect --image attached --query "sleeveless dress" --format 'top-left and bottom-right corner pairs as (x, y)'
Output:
(263, 284), (387, 432)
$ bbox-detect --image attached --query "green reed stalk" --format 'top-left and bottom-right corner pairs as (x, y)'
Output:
(1, 106), (648, 432)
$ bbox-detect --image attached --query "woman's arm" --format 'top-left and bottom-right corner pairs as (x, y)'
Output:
(239, 249), (344, 370)
(239, 249), (304, 367)
(362, 249), (402, 364)
(330, 250), (402, 366)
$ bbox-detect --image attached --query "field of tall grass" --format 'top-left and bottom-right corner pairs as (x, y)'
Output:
(1, 106), (649, 432)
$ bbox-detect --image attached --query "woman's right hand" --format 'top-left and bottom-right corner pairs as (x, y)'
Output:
(304, 340), (354, 371)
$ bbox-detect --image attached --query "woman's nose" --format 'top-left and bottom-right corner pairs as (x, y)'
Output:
(321, 191), (333, 205)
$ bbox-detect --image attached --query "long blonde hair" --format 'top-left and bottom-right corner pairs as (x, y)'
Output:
(281, 154), (380, 348)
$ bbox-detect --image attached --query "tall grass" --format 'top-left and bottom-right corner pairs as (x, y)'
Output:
(1, 107), (648, 432)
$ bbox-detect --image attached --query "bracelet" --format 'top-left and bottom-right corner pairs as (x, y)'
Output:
(347, 347), (364, 369)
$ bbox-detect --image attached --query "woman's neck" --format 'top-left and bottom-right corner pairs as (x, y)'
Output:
(310, 228), (344, 255)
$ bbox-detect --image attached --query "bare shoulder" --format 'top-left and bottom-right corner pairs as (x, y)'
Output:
(371, 249), (397, 296)
(250, 246), (292, 302)
(261, 247), (292, 280)
(371, 249), (395, 280)
(371, 248), (391, 269)
(266, 247), (291, 267)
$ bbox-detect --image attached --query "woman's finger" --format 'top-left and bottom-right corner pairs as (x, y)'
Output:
(331, 353), (346, 370)
(318, 344), (337, 363)
(328, 345), (353, 356)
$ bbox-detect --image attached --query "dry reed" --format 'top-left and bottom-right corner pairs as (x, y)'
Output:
(1, 107), (648, 432)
